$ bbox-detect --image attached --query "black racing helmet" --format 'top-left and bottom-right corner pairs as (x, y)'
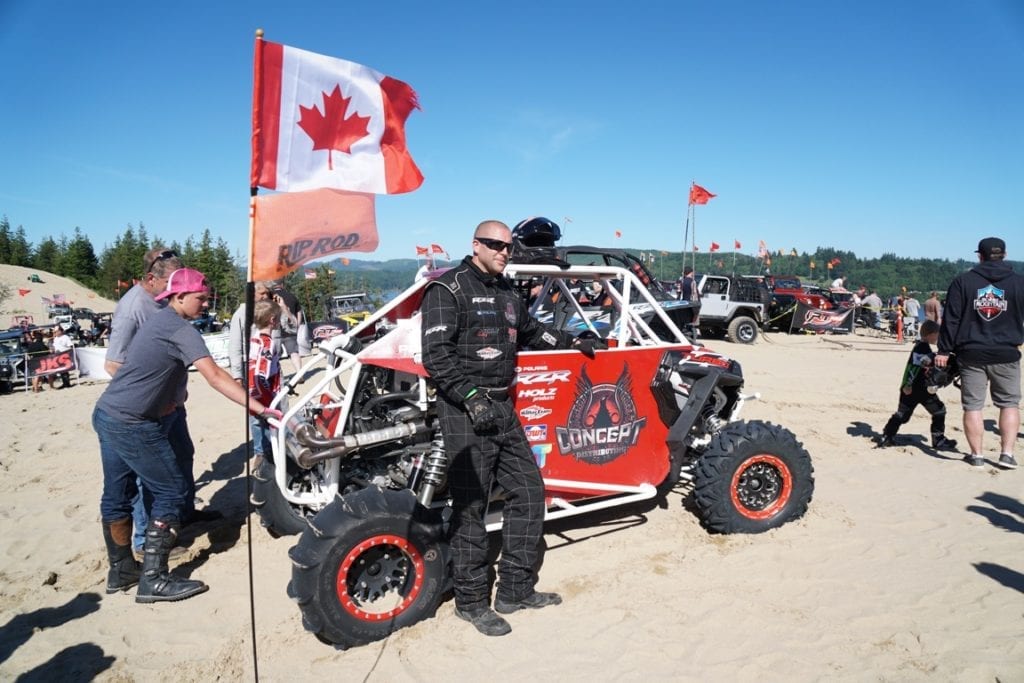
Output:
(512, 216), (562, 248)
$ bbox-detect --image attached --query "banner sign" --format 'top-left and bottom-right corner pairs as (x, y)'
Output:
(791, 302), (855, 334)
(27, 350), (77, 378)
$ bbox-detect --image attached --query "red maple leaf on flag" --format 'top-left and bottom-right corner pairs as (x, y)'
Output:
(298, 85), (372, 171)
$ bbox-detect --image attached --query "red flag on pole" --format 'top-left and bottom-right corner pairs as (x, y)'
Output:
(415, 245), (429, 256)
(692, 245), (699, 252)
(688, 183), (716, 205)
(614, 230), (622, 238)
(709, 242), (720, 253)
(734, 239), (742, 250)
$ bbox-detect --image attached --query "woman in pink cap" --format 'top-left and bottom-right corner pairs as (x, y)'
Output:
(93, 268), (282, 604)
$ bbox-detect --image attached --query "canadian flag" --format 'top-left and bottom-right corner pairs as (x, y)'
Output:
(252, 39), (423, 195)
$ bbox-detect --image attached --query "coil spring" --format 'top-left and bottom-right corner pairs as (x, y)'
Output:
(701, 403), (723, 434)
(421, 437), (447, 487)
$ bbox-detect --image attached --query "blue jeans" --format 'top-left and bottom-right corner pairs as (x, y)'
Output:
(251, 414), (271, 456)
(130, 407), (195, 548)
(94, 407), (188, 524)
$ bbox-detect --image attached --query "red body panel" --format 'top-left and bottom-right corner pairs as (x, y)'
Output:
(513, 347), (677, 498)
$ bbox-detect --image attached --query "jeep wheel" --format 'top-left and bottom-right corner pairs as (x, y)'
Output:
(288, 488), (450, 648)
(726, 315), (758, 344)
(250, 455), (315, 537)
(694, 420), (813, 533)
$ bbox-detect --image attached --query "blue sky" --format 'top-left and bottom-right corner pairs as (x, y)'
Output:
(1, 0), (1022, 267)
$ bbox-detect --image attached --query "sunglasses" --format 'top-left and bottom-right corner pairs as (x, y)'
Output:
(146, 250), (179, 274)
(476, 237), (512, 254)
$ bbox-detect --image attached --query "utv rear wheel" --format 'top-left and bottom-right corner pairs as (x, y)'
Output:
(288, 488), (450, 649)
(726, 316), (759, 344)
(250, 456), (314, 537)
(694, 420), (813, 533)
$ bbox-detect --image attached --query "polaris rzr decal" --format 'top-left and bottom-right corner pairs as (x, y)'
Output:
(974, 284), (1006, 321)
(555, 364), (647, 465)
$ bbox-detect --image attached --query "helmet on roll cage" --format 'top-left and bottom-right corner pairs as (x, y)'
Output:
(512, 217), (561, 248)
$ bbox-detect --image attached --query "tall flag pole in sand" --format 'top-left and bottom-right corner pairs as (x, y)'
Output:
(243, 31), (424, 668)
(684, 182), (716, 272)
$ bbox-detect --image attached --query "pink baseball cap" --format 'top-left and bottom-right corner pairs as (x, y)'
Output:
(155, 268), (211, 301)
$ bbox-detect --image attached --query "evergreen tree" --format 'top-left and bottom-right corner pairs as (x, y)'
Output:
(64, 227), (100, 286)
(0, 216), (12, 263)
(9, 225), (33, 266)
(33, 236), (61, 273)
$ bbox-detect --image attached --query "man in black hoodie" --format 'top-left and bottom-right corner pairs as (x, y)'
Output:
(936, 237), (1023, 470)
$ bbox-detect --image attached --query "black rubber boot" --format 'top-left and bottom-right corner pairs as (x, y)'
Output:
(102, 517), (141, 594)
(135, 518), (208, 604)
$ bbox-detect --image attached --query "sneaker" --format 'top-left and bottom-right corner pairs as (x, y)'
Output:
(454, 607), (511, 637)
(963, 454), (986, 468)
(997, 453), (1018, 470)
(932, 436), (958, 451)
(494, 591), (563, 614)
(877, 435), (895, 448)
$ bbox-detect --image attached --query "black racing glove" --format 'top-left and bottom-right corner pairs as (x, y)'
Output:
(464, 392), (500, 433)
(572, 336), (607, 359)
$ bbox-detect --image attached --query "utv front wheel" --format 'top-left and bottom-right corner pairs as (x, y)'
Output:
(288, 488), (450, 648)
(726, 316), (759, 344)
(694, 420), (813, 533)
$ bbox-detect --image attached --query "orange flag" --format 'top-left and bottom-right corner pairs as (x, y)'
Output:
(250, 188), (377, 281)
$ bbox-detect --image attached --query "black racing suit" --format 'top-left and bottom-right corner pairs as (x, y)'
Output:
(882, 340), (948, 442)
(421, 256), (575, 611)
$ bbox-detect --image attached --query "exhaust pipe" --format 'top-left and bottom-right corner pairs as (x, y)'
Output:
(292, 420), (430, 469)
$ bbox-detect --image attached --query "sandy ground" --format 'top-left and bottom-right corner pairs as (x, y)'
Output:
(1, 266), (1022, 681)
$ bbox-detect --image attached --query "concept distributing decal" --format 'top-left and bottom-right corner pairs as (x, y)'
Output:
(974, 284), (1006, 321)
(555, 364), (646, 464)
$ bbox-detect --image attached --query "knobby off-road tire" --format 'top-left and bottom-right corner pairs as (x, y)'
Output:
(250, 456), (313, 537)
(288, 488), (450, 649)
(726, 315), (759, 344)
(694, 420), (813, 533)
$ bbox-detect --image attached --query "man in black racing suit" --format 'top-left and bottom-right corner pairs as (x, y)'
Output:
(421, 219), (602, 637)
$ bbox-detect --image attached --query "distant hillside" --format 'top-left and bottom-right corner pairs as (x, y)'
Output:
(0, 264), (117, 327)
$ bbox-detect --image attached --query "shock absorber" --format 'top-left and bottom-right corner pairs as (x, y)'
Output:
(700, 401), (723, 435)
(415, 435), (448, 506)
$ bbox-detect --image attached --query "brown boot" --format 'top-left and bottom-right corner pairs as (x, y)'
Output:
(102, 518), (141, 594)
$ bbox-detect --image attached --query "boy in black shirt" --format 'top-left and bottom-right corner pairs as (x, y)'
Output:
(879, 319), (958, 450)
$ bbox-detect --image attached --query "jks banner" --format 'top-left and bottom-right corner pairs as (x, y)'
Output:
(791, 302), (855, 334)
(27, 350), (77, 378)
